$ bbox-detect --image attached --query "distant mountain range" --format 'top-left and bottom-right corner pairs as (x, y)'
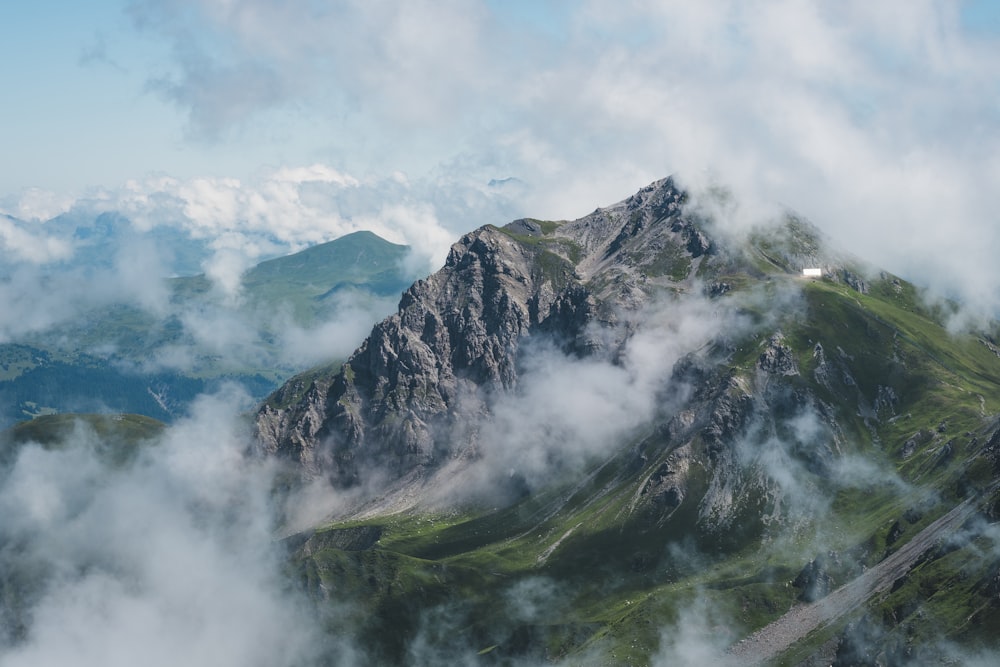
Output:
(0, 231), (413, 426)
(2, 209), (212, 277)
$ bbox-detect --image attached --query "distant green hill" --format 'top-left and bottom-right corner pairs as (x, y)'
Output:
(246, 230), (410, 294)
(172, 230), (412, 322)
(1, 412), (164, 446)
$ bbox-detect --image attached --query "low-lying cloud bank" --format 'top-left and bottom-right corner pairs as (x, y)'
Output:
(0, 389), (351, 666)
(0, 166), (518, 284)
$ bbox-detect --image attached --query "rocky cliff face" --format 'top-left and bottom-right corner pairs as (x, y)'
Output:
(255, 179), (711, 482)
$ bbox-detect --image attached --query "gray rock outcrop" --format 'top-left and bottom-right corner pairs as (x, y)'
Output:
(255, 178), (708, 486)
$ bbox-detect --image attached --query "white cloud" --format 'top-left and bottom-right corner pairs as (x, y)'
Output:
(0, 390), (338, 666)
(100, 166), (483, 276)
(429, 292), (751, 504)
(650, 593), (735, 666)
(201, 246), (251, 300)
(271, 164), (359, 187)
(126, 0), (498, 143)
(275, 291), (400, 368)
(0, 217), (73, 265)
(0, 187), (75, 223)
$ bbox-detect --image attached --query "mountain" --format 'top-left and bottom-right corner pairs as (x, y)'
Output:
(258, 178), (1000, 664)
(173, 229), (412, 322)
(28, 209), (213, 277)
(0, 231), (412, 426)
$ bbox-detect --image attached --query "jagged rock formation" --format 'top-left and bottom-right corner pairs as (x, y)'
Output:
(257, 178), (709, 485)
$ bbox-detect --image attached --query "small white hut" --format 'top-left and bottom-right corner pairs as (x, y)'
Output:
(802, 268), (822, 277)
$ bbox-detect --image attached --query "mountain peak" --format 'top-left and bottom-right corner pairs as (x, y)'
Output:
(254, 178), (731, 493)
(254, 177), (959, 506)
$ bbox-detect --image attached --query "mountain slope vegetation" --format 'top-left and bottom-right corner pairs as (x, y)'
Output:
(260, 180), (1000, 664)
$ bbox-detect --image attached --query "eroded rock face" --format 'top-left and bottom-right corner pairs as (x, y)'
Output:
(256, 380), (332, 477)
(757, 333), (799, 376)
(317, 227), (571, 485)
(255, 178), (709, 486)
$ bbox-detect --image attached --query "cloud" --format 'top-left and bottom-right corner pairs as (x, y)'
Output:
(0, 188), (74, 224)
(0, 217), (73, 266)
(110, 167), (360, 250)
(0, 228), (179, 343)
(127, 0), (499, 140)
(112, 234), (172, 314)
(119, 0), (1000, 318)
(426, 290), (752, 505)
(104, 166), (509, 280)
(200, 246), (252, 301)
(650, 593), (736, 666)
(0, 389), (344, 666)
(274, 291), (401, 369)
(144, 289), (401, 375)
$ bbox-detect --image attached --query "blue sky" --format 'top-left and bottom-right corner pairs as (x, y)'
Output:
(2, 0), (990, 194)
(1, 0), (1000, 315)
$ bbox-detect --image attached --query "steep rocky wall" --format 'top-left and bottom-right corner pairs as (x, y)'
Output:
(254, 178), (706, 487)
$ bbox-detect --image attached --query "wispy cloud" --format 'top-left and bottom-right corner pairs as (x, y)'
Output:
(114, 0), (1000, 317)
(0, 389), (343, 666)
